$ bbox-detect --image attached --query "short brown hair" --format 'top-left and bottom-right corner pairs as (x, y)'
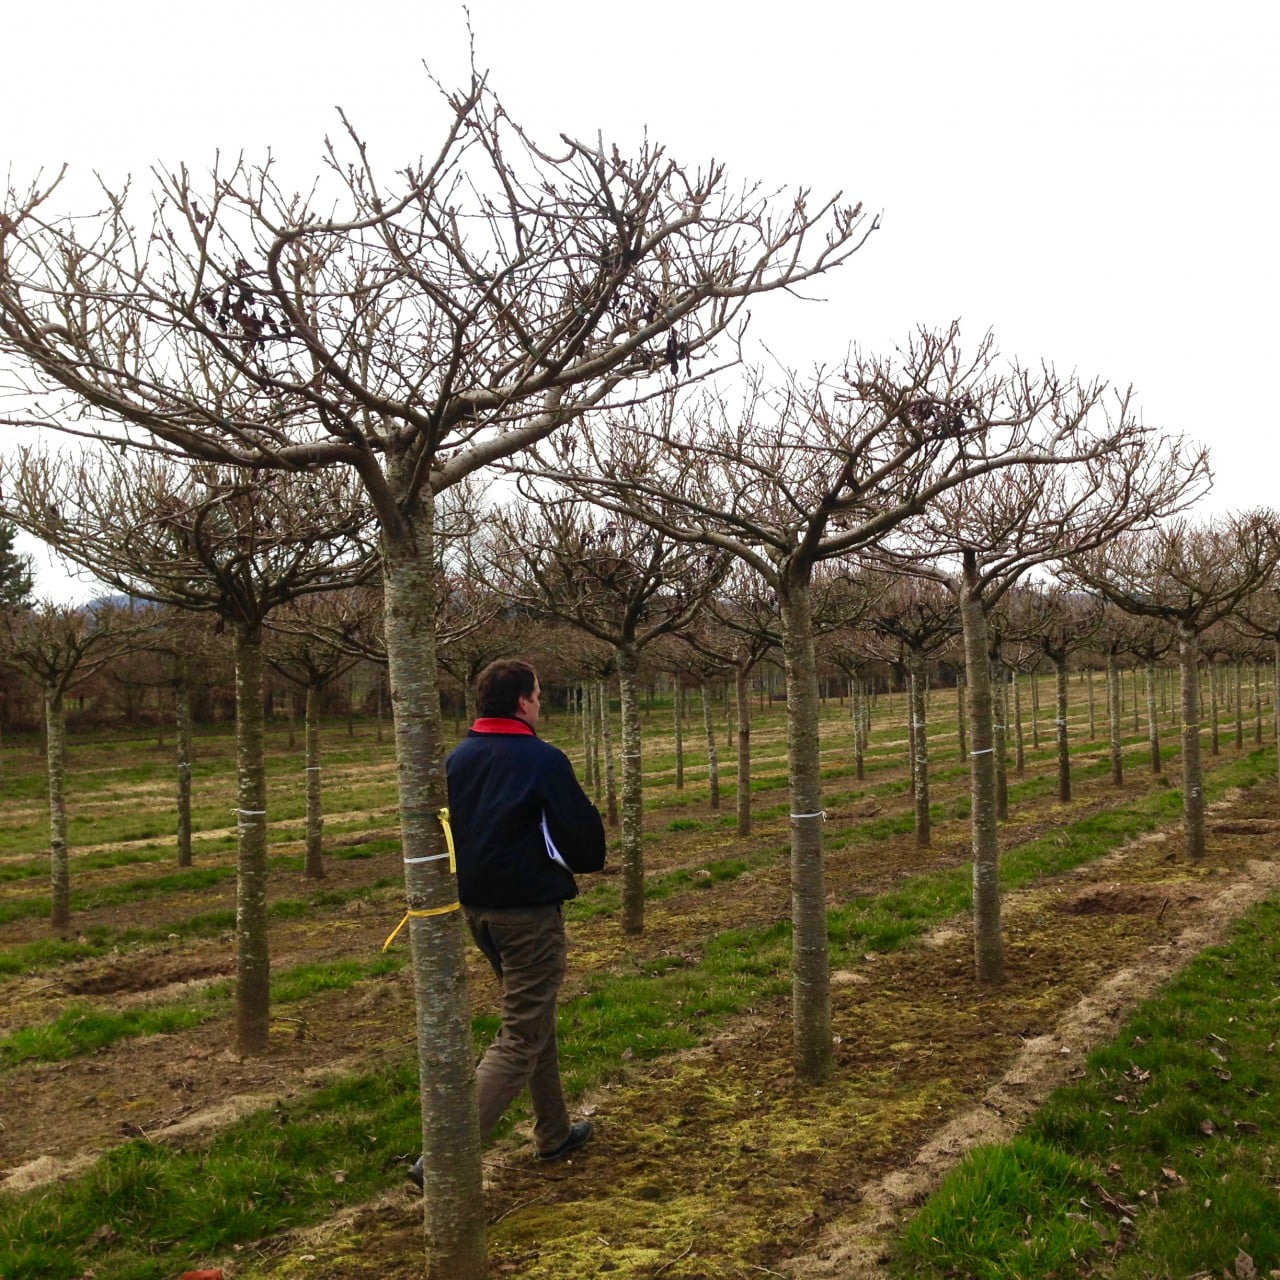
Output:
(476, 659), (537, 717)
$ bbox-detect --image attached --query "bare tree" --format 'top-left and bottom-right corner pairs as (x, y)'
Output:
(490, 500), (724, 934)
(265, 591), (376, 878)
(1, 450), (375, 1052)
(882, 399), (1207, 983)
(864, 574), (959, 847)
(679, 565), (779, 835)
(1119, 613), (1176, 775)
(657, 634), (729, 811)
(1008, 584), (1104, 803)
(0, 600), (142, 929)
(1069, 513), (1280, 859)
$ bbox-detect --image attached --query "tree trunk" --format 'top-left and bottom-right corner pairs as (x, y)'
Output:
(617, 646), (645, 935)
(908, 649), (930, 848)
(992, 659), (1009, 820)
(598, 679), (618, 828)
(1254, 660), (1264, 745)
(779, 579), (832, 1082)
(1030, 670), (1040, 749)
(1178, 626), (1206, 861)
(232, 621), (271, 1056)
(673, 683), (684, 791)
(1145, 661), (1161, 774)
(381, 497), (486, 1280)
(590, 683), (602, 803)
(905, 673), (917, 787)
(735, 663), (752, 836)
(1054, 656), (1070, 803)
(1107, 652), (1123, 786)
(1012, 672), (1024, 776)
(1274, 640), (1280, 788)
(1208, 662), (1220, 756)
(304, 681), (324, 880)
(853, 677), (866, 782)
(960, 558), (1002, 984)
(700, 683), (720, 810)
(45, 686), (70, 932)
(1086, 667), (1096, 740)
(580, 684), (595, 795)
(175, 668), (194, 868)
(1234, 663), (1244, 751)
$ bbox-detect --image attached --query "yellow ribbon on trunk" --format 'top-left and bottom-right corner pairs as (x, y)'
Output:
(382, 807), (460, 951)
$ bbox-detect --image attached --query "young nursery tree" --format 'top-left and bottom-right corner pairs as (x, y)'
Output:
(0, 72), (866, 1275)
(265, 590), (377, 879)
(864, 573), (960, 848)
(0, 600), (143, 929)
(874, 386), (1206, 983)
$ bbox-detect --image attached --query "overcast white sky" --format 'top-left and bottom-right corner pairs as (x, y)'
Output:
(4, 0), (1277, 601)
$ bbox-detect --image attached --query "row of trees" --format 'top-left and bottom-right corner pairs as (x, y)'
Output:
(1, 69), (1274, 1279)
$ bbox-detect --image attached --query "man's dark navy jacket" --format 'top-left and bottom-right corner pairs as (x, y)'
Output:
(446, 717), (607, 909)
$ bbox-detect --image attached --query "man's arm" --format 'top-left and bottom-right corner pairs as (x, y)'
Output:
(542, 750), (607, 874)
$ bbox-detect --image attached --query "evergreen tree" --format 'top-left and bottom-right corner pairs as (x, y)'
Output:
(0, 522), (34, 610)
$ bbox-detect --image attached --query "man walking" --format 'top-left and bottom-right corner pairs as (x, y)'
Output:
(410, 658), (605, 1185)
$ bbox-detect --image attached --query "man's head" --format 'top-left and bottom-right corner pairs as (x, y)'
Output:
(476, 658), (541, 728)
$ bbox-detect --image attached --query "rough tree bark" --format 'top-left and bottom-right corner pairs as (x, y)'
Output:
(700, 683), (721, 810)
(1107, 651), (1123, 786)
(382, 500), (486, 1278)
(598, 678), (619, 828)
(304, 682), (324, 880)
(44, 687), (69, 931)
(175, 661), (194, 869)
(779, 579), (833, 1080)
(960, 552), (1002, 984)
(232, 622), (270, 1055)
(617, 646), (644, 936)
(1145, 661), (1162, 774)
(1178, 626), (1206, 861)
(735, 664), (752, 835)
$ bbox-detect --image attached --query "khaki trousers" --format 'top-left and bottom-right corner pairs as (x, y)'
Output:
(464, 903), (572, 1154)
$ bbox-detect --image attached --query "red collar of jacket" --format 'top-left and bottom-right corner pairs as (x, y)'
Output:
(470, 717), (536, 736)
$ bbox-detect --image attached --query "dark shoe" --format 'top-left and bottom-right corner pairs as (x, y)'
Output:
(406, 1156), (423, 1189)
(537, 1120), (593, 1162)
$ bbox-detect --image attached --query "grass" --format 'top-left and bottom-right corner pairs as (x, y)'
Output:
(7, 743), (1270, 1278)
(1, 687), (1275, 1277)
(0, 953), (405, 1066)
(890, 894), (1280, 1279)
(0, 876), (399, 980)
